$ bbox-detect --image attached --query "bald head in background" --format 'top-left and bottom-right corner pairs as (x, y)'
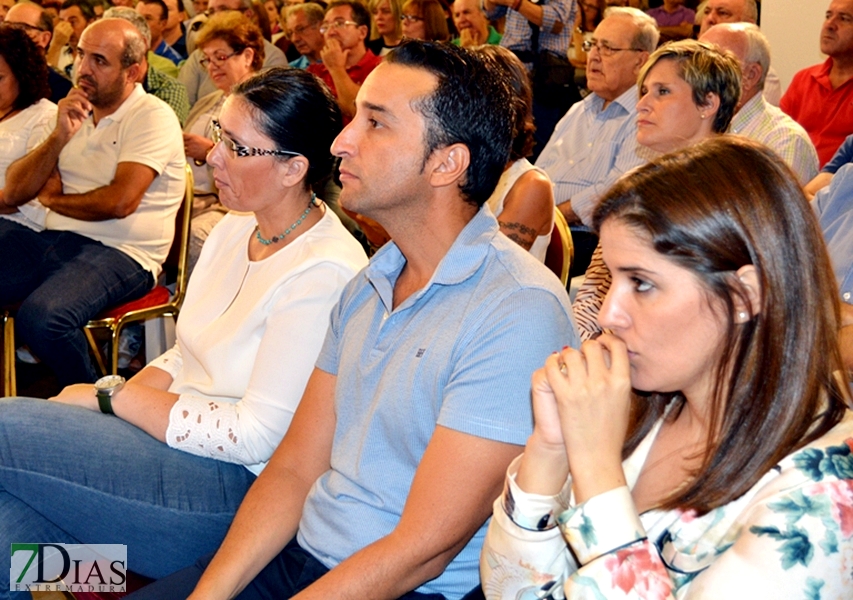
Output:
(700, 22), (758, 109)
(5, 2), (54, 47)
(702, 22), (819, 185)
(698, 0), (757, 36)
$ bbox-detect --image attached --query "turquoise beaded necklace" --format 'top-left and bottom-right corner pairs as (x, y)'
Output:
(255, 193), (320, 245)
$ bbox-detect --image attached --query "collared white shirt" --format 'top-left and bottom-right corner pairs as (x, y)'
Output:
(47, 84), (185, 277)
(535, 86), (657, 226)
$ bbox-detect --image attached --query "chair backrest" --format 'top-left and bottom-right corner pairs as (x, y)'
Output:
(167, 163), (195, 308)
(544, 207), (573, 286)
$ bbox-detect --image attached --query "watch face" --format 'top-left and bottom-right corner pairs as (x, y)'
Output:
(95, 375), (125, 391)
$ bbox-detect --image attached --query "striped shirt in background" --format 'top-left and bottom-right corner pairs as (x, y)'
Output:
(571, 242), (609, 341)
(486, 0), (575, 64)
(729, 93), (819, 186)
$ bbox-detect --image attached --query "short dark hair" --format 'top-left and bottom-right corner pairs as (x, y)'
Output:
(325, 0), (370, 29)
(0, 26), (50, 110)
(38, 10), (55, 33)
(639, 39), (741, 135)
(60, 0), (95, 20)
(593, 136), (849, 515)
(138, 0), (169, 21)
(385, 41), (514, 208)
(233, 67), (343, 188)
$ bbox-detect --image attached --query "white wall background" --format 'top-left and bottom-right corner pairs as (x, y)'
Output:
(762, 0), (826, 94)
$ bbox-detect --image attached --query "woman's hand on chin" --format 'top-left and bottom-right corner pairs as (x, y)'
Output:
(551, 334), (632, 503)
(50, 383), (99, 412)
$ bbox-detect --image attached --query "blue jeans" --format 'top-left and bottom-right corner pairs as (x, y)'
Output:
(0, 221), (153, 384)
(0, 398), (257, 600)
(127, 538), (448, 600)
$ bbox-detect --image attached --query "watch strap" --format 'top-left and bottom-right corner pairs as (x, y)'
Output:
(97, 390), (115, 415)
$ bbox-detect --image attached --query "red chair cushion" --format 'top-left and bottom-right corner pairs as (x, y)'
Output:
(97, 287), (171, 321)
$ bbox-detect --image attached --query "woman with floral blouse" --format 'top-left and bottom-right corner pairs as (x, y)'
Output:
(480, 137), (853, 599)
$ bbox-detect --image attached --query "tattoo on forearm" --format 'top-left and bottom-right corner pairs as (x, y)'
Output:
(499, 220), (537, 250)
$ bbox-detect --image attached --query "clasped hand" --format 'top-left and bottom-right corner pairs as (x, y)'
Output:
(50, 383), (100, 412)
(529, 334), (632, 502)
(458, 28), (485, 47)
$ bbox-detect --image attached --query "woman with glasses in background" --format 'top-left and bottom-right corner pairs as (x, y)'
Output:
(0, 67), (368, 598)
(400, 0), (449, 42)
(182, 11), (264, 272)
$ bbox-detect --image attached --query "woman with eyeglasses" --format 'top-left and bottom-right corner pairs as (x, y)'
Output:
(182, 11), (265, 272)
(0, 68), (368, 596)
(400, 0), (449, 42)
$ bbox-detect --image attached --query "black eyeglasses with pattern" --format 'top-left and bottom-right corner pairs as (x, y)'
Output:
(211, 120), (303, 159)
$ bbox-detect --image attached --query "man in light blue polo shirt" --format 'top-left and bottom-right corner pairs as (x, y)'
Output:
(130, 41), (576, 600)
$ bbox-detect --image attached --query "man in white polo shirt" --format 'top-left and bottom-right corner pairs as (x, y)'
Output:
(0, 17), (184, 386)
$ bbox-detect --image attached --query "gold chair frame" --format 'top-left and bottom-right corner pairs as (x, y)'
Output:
(2, 164), (194, 395)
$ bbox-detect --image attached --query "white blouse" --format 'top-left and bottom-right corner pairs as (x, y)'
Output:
(0, 98), (57, 230)
(149, 208), (368, 475)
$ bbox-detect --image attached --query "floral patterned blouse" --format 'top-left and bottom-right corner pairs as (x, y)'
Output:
(480, 411), (853, 599)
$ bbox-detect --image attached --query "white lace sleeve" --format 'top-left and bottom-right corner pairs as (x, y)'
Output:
(165, 398), (253, 465)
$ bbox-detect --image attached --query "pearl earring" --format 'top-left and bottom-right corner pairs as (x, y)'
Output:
(738, 311), (748, 321)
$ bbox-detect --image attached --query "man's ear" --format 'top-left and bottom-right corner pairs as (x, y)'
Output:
(741, 61), (763, 97)
(38, 30), (53, 49)
(632, 50), (649, 76)
(124, 61), (143, 84)
(733, 264), (762, 323)
(426, 143), (470, 190)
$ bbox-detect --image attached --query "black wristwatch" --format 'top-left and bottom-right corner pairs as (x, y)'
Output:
(94, 375), (125, 415)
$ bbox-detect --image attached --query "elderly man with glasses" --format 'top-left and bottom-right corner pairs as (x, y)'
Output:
(3, 2), (73, 102)
(536, 7), (657, 233)
(308, 0), (381, 120)
(285, 2), (325, 68)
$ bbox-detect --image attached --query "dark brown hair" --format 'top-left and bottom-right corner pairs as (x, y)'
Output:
(476, 45), (535, 162)
(402, 0), (449, 41)
(593, 136), (849, 515)
(0, 26), (50, 110)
